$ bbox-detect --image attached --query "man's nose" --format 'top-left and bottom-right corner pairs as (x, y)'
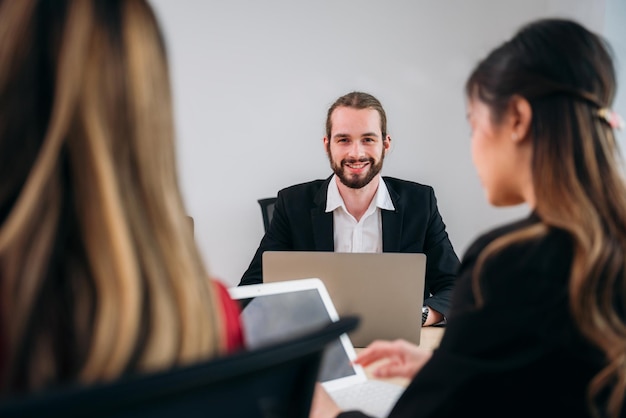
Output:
(347, 141), (365, 159)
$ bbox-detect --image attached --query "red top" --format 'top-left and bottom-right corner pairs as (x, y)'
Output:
(213, 280), (245, 353)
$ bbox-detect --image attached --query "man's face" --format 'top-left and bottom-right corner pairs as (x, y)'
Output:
(325, 106), (390, 189)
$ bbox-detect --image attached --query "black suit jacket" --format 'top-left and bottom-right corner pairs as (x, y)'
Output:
(239, 176), (460, 316)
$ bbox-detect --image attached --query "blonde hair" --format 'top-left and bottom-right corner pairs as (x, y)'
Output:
(466, 19), (626, 418)
(0, 0), (225, 391)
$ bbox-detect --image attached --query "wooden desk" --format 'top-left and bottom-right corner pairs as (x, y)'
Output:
(356, 326), (445, 387)
(417, 326), (445, 350)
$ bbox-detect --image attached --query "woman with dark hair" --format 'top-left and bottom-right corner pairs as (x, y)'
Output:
(0, 0), (243, 393)
(311, 18), (626, 418)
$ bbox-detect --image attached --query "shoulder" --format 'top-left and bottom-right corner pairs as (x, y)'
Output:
(449, 214), (574, 318)
(381, 176), (438, 210)
(463, 215), (540, 260)
(465, 213), (571, 261)
(461, 214), (574, 297)
(382, 176), (434, 194)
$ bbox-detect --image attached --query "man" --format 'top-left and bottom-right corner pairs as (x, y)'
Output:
(239, 91), (460, 326)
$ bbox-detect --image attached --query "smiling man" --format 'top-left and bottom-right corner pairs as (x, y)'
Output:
(239, 91), (460, 326)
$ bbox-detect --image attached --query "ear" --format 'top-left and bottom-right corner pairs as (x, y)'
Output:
(509, 96), (532, 143)
(383, 135), (391, 154)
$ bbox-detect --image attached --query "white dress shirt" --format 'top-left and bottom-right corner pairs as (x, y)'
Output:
(325, 174), (395, 253)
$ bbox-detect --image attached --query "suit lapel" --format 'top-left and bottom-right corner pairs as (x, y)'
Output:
(382, 178), (403, 252)
(312, 176), (334, 251)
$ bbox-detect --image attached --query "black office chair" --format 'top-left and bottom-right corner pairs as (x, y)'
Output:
(257, 197), (277, 232)
(187, 215), (194, 236)
(0, 317), (359, 418)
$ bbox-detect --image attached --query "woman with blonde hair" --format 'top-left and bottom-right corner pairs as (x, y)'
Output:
(0, 0), (242, 393)
(311, 18), (626, 418)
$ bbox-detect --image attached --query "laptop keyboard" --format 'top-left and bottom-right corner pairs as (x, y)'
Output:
(330, 380), (404, 418)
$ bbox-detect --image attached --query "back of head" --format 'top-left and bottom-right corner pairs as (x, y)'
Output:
(466, 19), (620, 219)
(466, 19), (626, 418)
(0, 0), (224, 393)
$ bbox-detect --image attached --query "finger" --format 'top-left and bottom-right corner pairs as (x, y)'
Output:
(354, 340), (405, 366)
(371, 361), (414, 379)
(354, 340), (395, 362)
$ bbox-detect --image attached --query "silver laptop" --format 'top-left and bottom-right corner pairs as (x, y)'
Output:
(262, 251), (426, 347)
(229, 278), (404, 418)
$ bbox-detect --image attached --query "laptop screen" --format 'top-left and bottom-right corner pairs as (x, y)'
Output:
(262, 251), (426, 346)
(232, 286), (357, 382)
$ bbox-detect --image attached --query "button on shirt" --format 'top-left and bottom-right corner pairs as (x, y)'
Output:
(326, 174), (395, 253)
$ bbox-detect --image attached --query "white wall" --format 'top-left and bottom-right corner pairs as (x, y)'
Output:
(149, 0), (623, 287)
(604, 0), (626, 150)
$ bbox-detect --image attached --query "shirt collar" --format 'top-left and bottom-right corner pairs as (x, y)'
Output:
(326, 174), (395, 213)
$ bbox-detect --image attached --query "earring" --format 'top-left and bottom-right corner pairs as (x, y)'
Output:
(511, 132), (518, 141)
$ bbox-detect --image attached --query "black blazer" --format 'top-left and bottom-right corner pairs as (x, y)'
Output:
(239, 176), (460, 317)
(340, 214), (613, 418)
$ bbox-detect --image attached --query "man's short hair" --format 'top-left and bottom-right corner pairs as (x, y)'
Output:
(325, 91), (388, 139)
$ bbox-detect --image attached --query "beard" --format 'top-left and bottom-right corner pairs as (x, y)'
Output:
(327, 147), (385, 189)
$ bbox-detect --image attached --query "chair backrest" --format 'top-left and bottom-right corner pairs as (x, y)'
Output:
(0, 317), (359, 418)
(257, 197), (277, 232)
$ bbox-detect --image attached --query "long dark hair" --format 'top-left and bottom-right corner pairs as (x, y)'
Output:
(466, 18), (626, 418)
